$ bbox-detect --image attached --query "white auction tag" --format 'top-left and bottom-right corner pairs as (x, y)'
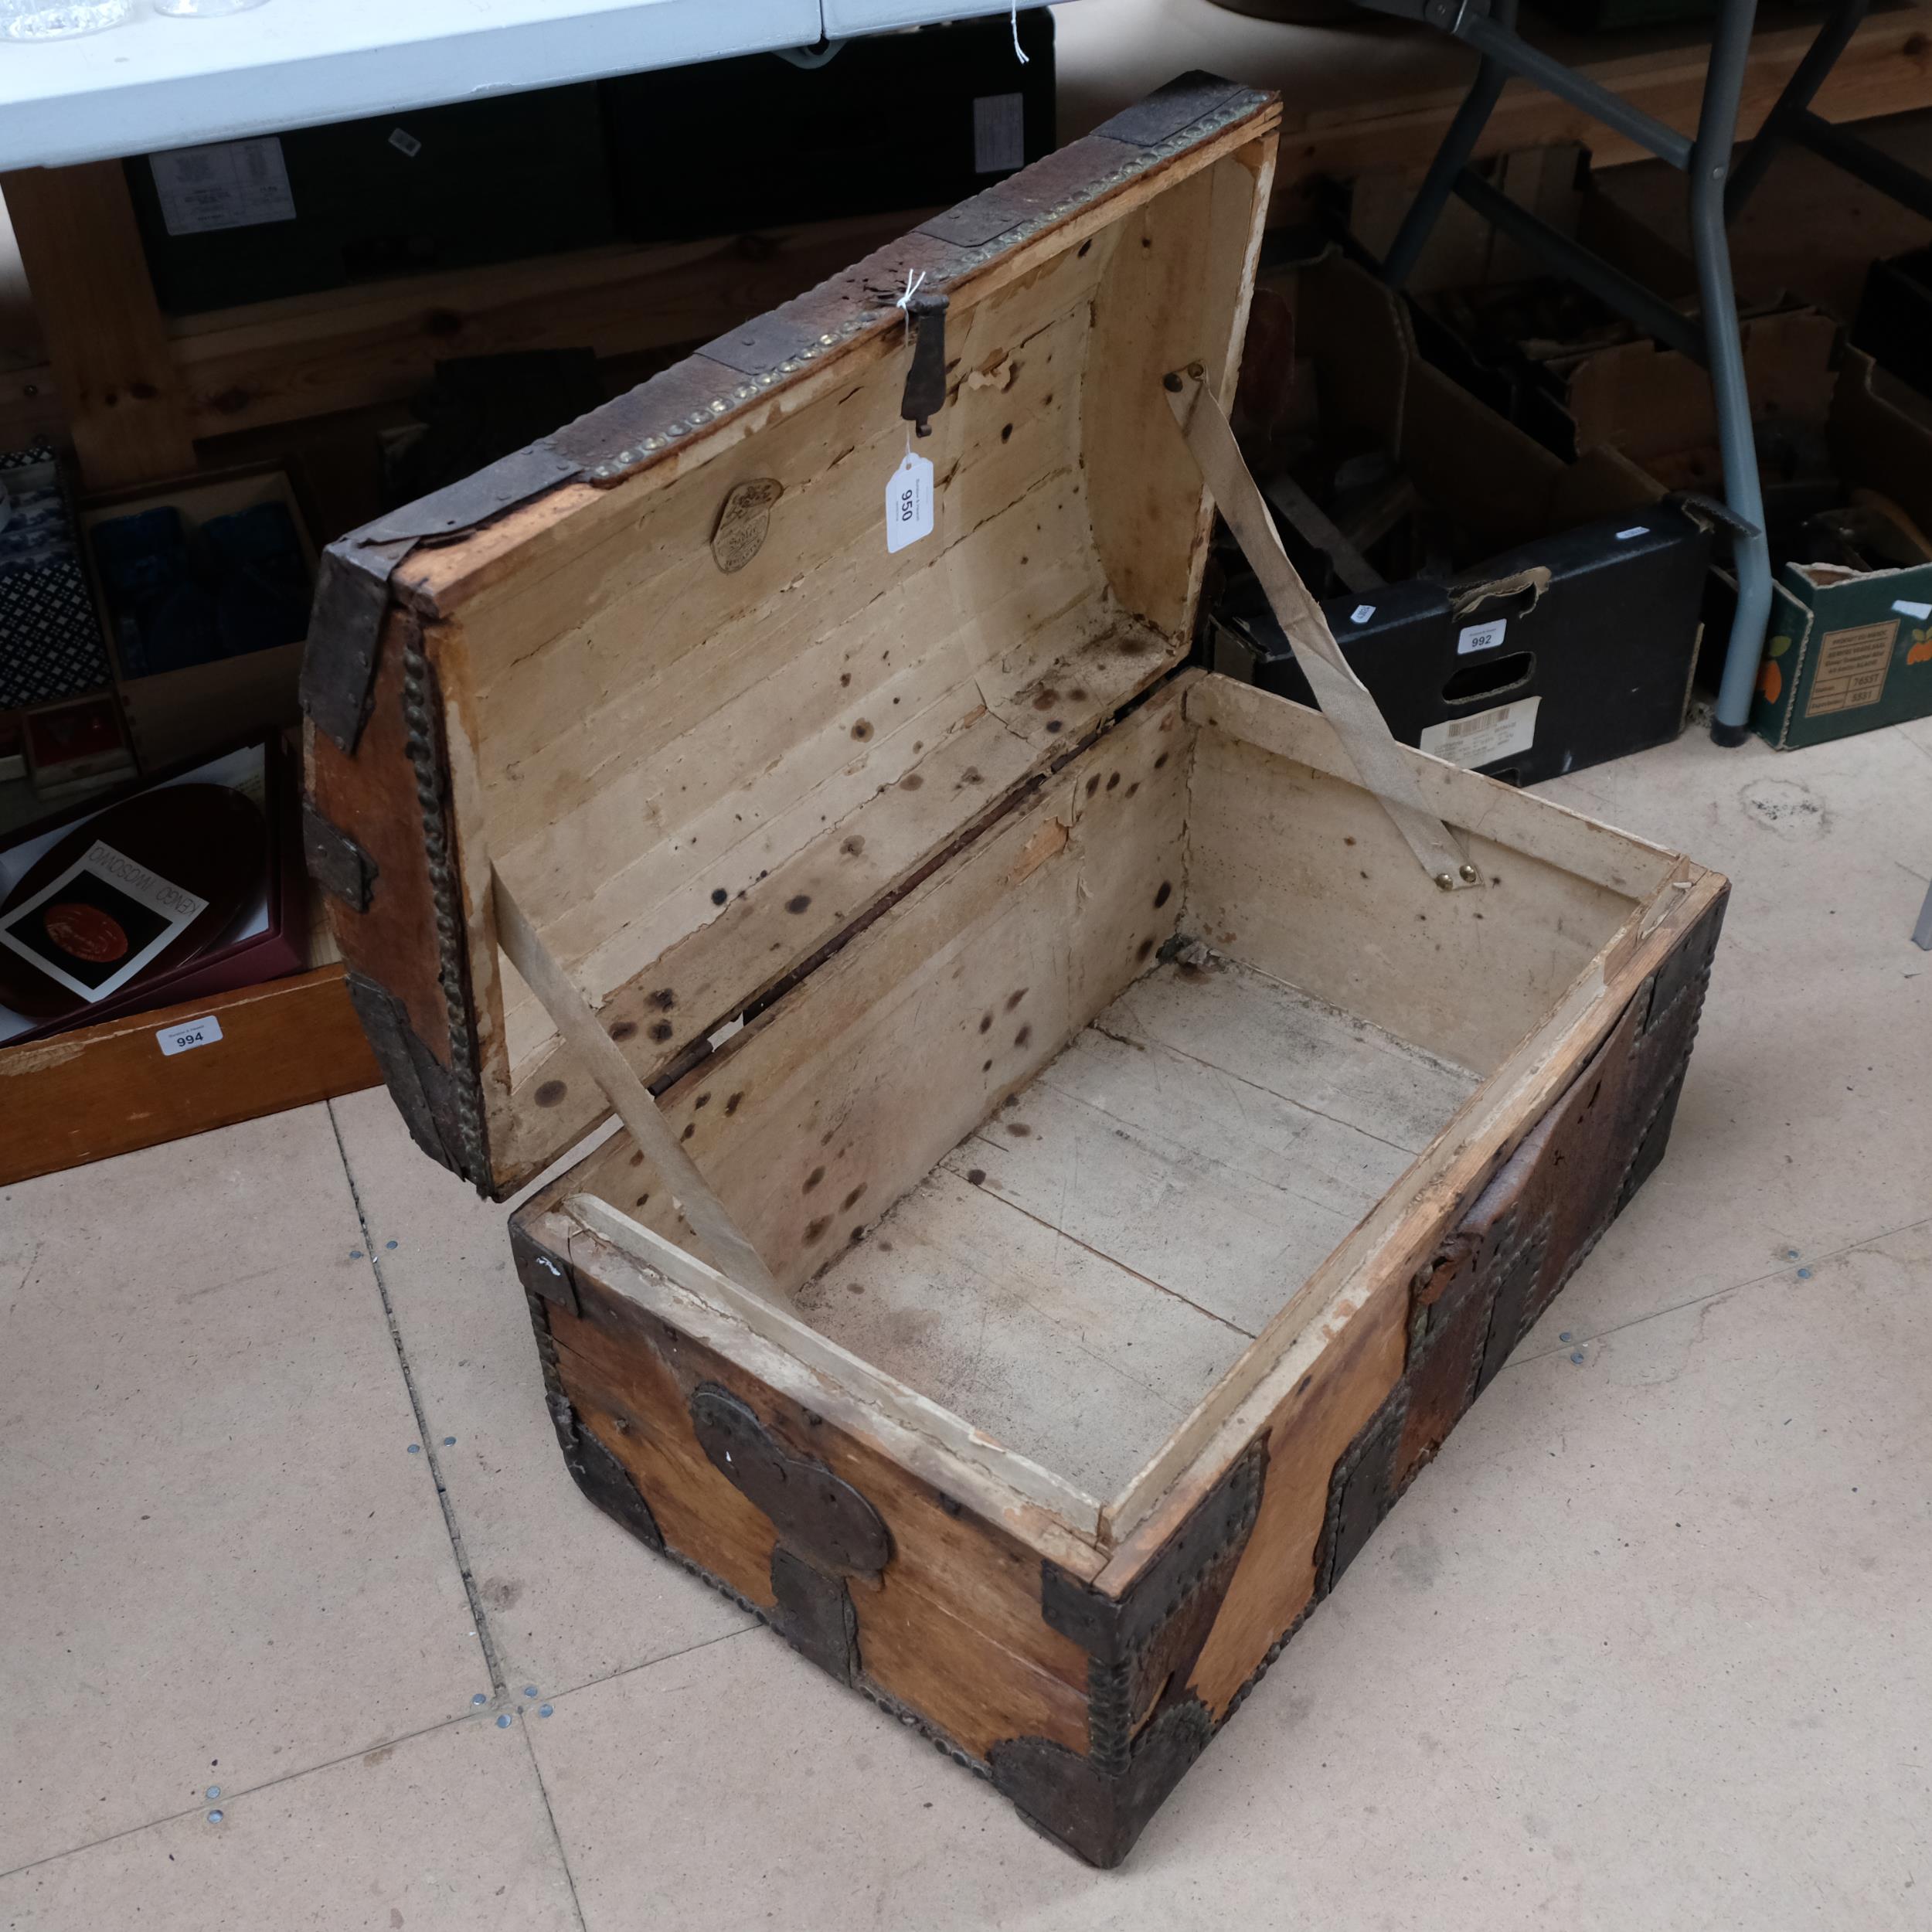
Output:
(157, 1014), (223, 1057)
(1457, 615), (1508, 656)
(886, 451), (934, 554)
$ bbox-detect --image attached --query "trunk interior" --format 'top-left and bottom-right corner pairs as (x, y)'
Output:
(533, 672), (1653, 1515)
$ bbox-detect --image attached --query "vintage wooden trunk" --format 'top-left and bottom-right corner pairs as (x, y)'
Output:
(302, 77), (1726, 1867)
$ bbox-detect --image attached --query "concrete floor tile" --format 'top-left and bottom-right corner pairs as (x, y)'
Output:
(525, 1628), (1097, 1930)
(0, 1710), (579, 1930)
(1526, 723), (1932, 1345)
(531, 1219), (1930, 1932)
(1148, 1214), (1932, 1931)
(0, 1107), (480, 1872)
(327, 1087), (752, 1696)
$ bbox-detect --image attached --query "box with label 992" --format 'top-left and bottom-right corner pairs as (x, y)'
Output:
(1214, 507), (1710, 787)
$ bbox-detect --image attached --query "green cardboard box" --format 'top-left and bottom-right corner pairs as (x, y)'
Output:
(1750, 349), (1932, 750)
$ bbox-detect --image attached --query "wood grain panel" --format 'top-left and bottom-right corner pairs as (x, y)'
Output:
(2, 161), (192, 488)
(0, 965), (379, 1185)
(550, 1256), (1094, 1761)
(1185, 1272), (1408, 1717)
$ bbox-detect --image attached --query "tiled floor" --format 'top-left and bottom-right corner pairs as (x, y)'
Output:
(4, 715), (1929, 1930)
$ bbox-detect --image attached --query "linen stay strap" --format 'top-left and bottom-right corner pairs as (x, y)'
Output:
(492, 868), (784, 1301)
(1165, 367), (1481, 892)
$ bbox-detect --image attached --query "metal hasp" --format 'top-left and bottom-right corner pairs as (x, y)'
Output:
(1359, 0), (1772, 748)
(900, 290), (950, 437)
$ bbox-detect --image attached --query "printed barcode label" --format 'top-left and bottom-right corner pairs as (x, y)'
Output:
(1456, 616), (1507, 656)
(1419, 696), (1540, 770)
(973, 93), (1026, 174)
(150, 138), (297, 236)
(157, 1015), (223, 1057)
(1615, 526), (1650, 541)
(1350, 604), (1376, 624)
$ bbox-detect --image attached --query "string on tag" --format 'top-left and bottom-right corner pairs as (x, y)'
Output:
(896, 268), (927, 453)
(1010, 3), (1029, 63)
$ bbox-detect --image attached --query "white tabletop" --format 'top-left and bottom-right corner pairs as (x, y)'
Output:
(0, 1), (1065, 173)
(0, 0), (825, 172)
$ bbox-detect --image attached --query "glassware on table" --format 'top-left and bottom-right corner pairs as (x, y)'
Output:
(0, 0), (133, 37)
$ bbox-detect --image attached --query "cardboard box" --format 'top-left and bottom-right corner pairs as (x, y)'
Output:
(1512, 298), (1932, 749)
(0, 735), (306, 1046)
(1213, 256), (1705, 784)
(0, 732), (378, 1187)
(1750, 351), (1932, 750)
(78, 466), (314, 772)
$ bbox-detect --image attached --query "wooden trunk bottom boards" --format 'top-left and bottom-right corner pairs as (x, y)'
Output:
(801, 956), (1480, 1502)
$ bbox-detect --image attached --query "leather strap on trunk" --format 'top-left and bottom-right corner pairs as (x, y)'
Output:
(1165, 368), (1481, 891)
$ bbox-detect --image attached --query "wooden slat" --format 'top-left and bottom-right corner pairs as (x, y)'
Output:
(545, 1198), (1121, 1592)
(565, 1193), (1105, 1529)
(1, 160), (192, 487)
(493, 868), (781, 1301)
(0, 964), (379, 1185)
(164, 209), (937, 443)
(0, 359), (66, 451)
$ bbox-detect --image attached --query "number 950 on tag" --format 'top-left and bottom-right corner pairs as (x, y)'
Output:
(886, 452), (935, 554)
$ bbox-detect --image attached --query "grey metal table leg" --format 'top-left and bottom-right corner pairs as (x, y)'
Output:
(1692, 0), (1771, 746)
(1725, 0), (1870, 217)
(1380, 0), (1519, 290)
(1368, 0), (1773, 742)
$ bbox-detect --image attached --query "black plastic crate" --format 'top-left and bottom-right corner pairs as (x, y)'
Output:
(1852, 248), (1932, 402)
(1214, 507), (1710, 786)
(128, 85), (616, 315)
(602, 11), (1055, 244)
